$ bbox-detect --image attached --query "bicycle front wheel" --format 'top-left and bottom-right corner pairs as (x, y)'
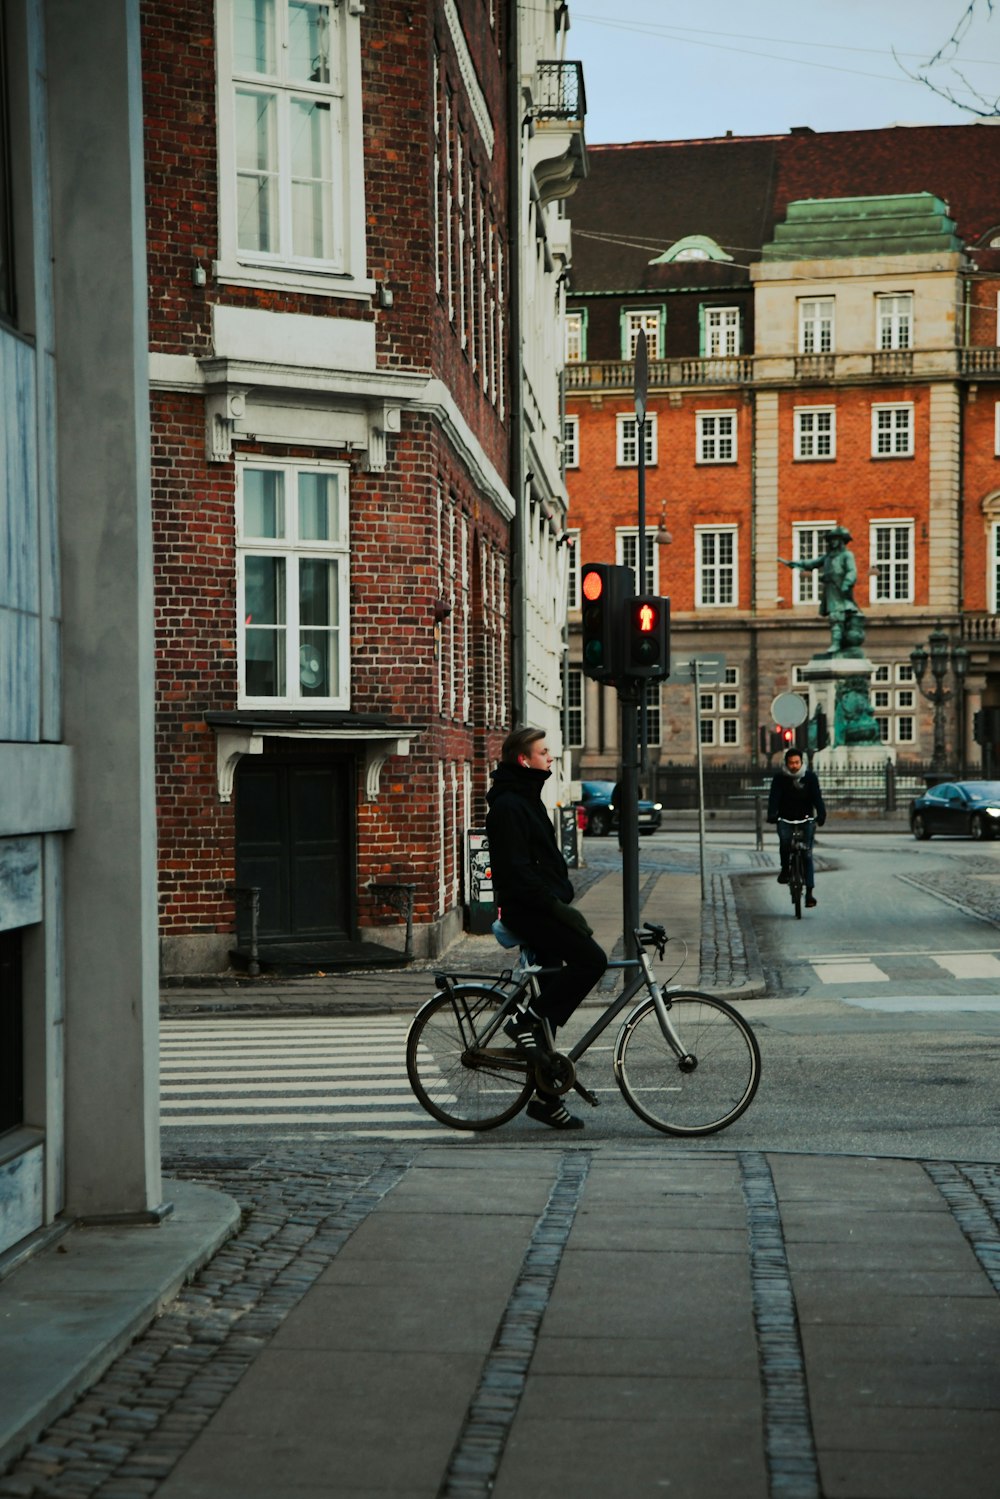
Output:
(406, 986), (533, 1131)
(614, 991), (761, 1136)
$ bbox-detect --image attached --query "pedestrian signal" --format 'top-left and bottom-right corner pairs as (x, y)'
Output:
(624, 595), (670, 679)
(580, 563), (633, 682)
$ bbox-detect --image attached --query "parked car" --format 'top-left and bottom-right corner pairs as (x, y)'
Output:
(580, 780), (662, 837)
(910, 781), (1000, 841)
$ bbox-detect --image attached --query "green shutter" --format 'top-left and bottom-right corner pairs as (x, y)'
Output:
(697, 304), (706, 357)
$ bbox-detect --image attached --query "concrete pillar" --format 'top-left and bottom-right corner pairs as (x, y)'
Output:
(45, 0), (162, 1217)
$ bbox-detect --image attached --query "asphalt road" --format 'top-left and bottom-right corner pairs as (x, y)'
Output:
(161, 831), (1000, 1162)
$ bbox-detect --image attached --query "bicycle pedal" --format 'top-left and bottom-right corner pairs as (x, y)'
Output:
(574, 1081), (600, 1108)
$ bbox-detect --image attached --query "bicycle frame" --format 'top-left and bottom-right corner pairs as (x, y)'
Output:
(435, 932), (693, 1070)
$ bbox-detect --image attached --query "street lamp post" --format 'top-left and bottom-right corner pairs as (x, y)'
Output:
(909, 625), (969, 773)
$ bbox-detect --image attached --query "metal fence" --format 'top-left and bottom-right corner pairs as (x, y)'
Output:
(652, 760), (963, 813)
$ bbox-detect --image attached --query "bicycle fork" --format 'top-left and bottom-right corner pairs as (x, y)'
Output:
(641, 949), (698, 1072)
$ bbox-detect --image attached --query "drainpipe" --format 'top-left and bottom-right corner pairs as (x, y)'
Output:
(749, 387), (760, 768)
(506, 0), (525, 727)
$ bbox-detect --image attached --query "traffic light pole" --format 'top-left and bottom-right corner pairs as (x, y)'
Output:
(618, 682), (641, 947)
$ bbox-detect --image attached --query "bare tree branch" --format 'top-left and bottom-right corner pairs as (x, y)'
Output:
(894, 0), (1000, 116)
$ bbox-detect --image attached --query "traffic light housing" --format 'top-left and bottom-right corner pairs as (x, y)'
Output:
(623, 595), (670, 680)
(580, 563), (633, 682)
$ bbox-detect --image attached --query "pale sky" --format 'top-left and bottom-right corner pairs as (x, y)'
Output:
(567, 1), (1000, 143)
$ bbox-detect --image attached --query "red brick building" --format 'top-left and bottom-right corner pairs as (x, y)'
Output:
(563, 125), (1000, 783)
(143, 0), (585, 973)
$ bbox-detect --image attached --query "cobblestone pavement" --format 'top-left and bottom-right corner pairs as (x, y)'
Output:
(4, 1142), (1000, 1498)
(900, 855), (1000, 927)
(0, 1146), (401, 1499)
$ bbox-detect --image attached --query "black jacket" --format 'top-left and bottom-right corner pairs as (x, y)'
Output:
(485, 763), (574, 911)
(767, 764), (826, 825)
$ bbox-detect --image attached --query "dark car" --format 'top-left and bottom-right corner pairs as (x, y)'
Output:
(910, 781), (1000, 841)
(580, 780), (662, 838)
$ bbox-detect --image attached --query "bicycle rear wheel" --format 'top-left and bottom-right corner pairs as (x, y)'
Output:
(406, 986), (533, 1130)
(614, 990), (761, 1136)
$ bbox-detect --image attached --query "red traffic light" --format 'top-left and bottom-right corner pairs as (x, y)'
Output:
(637, 601), (657, 632)
(781, 726), (794, 744)
(582, 568), (604, 602)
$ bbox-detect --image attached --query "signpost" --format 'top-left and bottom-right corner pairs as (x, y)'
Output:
(648, 653), (729, 898)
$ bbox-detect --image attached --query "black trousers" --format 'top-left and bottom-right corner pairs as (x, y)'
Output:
(499, 902), (608, 1028)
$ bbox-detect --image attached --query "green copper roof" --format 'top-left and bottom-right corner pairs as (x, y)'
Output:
(762, 192), (963, 260)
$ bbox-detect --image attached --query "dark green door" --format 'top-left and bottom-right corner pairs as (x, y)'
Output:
(235, 757), (353, 944)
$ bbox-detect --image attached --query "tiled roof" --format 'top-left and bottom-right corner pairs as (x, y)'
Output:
(569, 125), (1000, 294)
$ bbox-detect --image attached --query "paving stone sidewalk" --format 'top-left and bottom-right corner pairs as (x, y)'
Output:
(3, 1142), (1000, 1498)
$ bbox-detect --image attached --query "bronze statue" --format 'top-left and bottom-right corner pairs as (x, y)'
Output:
(779, 526), (866, 656)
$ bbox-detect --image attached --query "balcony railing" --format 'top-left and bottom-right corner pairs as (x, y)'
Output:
(565, 347), (997, 391)
(794, 354), (836, 380)
(564, 355), (753, 390)
(961, 614), (1000, 643)
(959, 347), (1000, 376)
(534, 61), (586, 121)
(872, 349), (914, 377)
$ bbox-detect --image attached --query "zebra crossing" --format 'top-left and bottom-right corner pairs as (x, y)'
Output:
(803, 941), (1000, 989)
(160, 1015), (452, 1140)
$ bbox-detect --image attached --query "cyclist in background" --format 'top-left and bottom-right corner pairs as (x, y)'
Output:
(767, 747), (827, 908)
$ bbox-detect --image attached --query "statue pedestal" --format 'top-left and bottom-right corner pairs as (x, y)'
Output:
(799, 653), (895, 767)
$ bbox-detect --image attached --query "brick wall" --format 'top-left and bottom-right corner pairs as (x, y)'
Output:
(144, 0), (518, 964)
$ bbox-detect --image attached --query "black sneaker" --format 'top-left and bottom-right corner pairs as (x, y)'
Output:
(806, 892), (817, 908)
(502, 1010), (548, 1060)
(526, 1094), (584, 1131)
(777, 870), (790, 885)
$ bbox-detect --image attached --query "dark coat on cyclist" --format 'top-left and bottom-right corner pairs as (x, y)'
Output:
(766, 758), (826, 826)
(485, 761), (606, 1028)
(485, 762), (574, 911)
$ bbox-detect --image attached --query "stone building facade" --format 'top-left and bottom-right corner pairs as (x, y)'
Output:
(563, 125), (1000, 784)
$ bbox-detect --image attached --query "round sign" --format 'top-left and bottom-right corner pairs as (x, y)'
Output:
(771, 691), (808, 728)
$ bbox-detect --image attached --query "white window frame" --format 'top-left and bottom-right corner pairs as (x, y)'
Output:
(616, 412), (657, 467)
(698, 664), (741, 748)
(621, 307), (664, 361)
(990, 522), (1000, 615)
(869, 520), (914, 604)
(695, 526), (738, 608)
(696, 410), (737, 464)
(798, 297), (834, 354)
(236, 456), (350, 708)
(216, 0), (372, 297)
(565, 531), (580, 611)
(702, 305), (741, 357)
(616, 528), (658, 594)
(563, 667), (584, 748)
(794, 406), (836, 461)
(791, 523), (835, 607)
(871, 403), (914, 458)
(994, 401), (1000, 456)
(876, 293), (913, 351)
(871, 663), (917, 745)
(565, 309), (586, 362)
(642, 682), (662, 746)
(563, 414), (579, 469)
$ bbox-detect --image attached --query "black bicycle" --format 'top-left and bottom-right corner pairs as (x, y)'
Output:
(405, 923), (761, 1137)
(779, 815), (815, 919)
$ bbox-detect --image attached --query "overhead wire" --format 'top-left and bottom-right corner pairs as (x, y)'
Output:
(568, 227), (1000, 325)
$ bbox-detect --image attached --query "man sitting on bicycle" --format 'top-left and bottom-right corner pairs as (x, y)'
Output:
(485, 727), (608, 1130)
(767, 747), (827, 907)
